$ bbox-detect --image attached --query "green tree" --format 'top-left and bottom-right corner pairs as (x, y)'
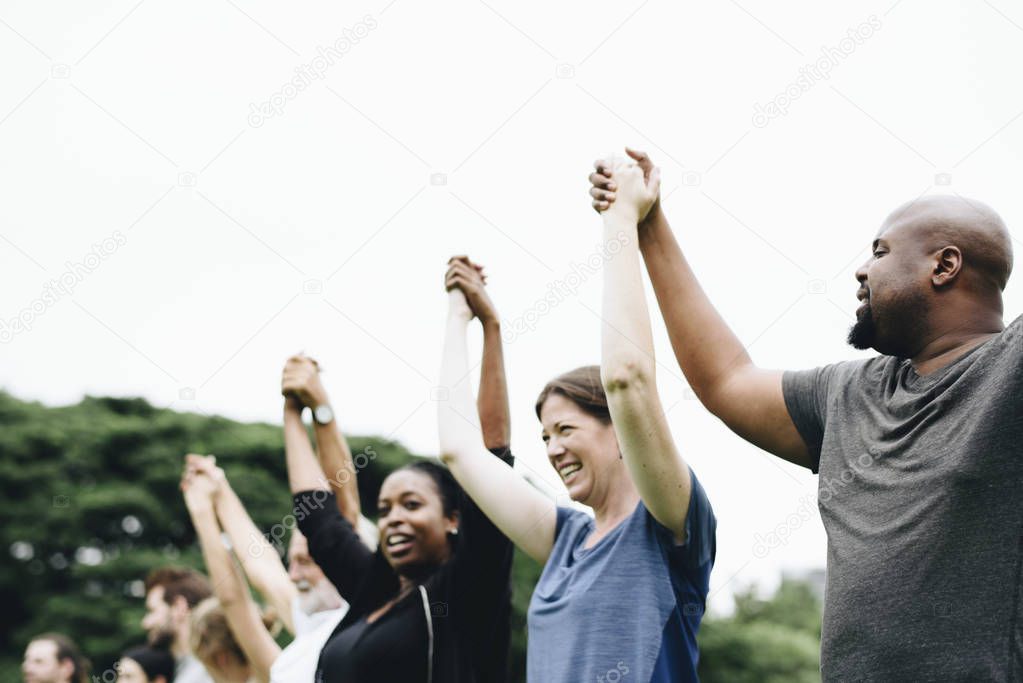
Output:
(698, 579), (822, 683)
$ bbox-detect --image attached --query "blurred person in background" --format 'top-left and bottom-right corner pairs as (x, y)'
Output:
(141, 567), (213, 683)
(21, 633), (89, 683)
(181, 457), (280, 683)
(116, 644), (175, 683)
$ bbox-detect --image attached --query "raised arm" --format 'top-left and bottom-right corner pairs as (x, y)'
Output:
(597, 157), (690, 540)
(281, 355), (363, 527)
(589, 149), (810, 468)
(445, 256), (511, 449)
(194, 459), (298, 636)
(282, 393), (329, 495)
(437, 283), (556, 564)
(181, 456), (280, 683)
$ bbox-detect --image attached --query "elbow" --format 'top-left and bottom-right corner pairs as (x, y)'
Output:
(601, 358), (654, 394)
(438, 446), (461, 467)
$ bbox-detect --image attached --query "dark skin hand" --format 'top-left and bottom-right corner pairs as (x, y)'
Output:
(589, 147), (660, 220)
(444, 254), (511, 449)
(445, 256), (497, 324)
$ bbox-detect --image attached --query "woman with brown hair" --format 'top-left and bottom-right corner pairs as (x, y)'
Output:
(439, 161), (716, 682)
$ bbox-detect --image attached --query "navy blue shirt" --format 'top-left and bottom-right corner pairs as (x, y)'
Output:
(527, 470), (716, 682)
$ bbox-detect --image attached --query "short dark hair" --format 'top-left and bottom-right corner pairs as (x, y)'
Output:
(535, 365), (611, 424)
(32, 633), (90, 683)
(122, 644), (175, 682)
(144, 566), (212, 608)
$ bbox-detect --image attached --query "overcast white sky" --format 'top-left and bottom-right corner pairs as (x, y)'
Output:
(2, 0), (1022, 613)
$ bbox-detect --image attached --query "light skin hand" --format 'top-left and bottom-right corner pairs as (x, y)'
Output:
(600, 153), (660, 225)
(181, 454), (221, 508)
(589, 147), (662, 221)
(281, 355), (329, 408)
(447, 281), (474, 323)
(445, 256), (497, 324)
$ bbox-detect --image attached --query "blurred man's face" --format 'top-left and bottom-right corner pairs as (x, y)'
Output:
(288, 532), (341, 614)
(141, 586), (176, 644)
(21, 640), (69, 683)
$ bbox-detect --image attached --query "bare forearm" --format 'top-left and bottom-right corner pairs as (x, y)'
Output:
(439, 296), (556, 562)
(215, 486), (287, 590)
(477, 320), (511, 449)
(439, 309), (484, 459)
(189, 501), (279, 680)
(284, 407), (328, 493)
(602, 212), (656, 385)
(189, 503), (246, 606)
(638, 208), (753, 402)
(312, 420), (362, 527)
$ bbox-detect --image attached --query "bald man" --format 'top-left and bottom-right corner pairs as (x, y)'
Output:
(590, 153), (1020, 681)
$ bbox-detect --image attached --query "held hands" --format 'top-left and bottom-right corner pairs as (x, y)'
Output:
(589, 148), (661, 223)
(445, 255), (497, 325)
(281, 355), (328, 410)
(180, 453), (224, 509)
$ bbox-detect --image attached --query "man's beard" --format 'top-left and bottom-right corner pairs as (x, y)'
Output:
(846, 291), (929, 357)
(296, 579), (342, 615)
(146, 623), (176, 648)
(847, 303), (876, 350)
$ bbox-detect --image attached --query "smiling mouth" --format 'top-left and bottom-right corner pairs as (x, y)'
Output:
(558, 462), (582, 482)
(386, 533), (414, 558)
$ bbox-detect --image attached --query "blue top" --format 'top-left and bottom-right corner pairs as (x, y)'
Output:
(527, 470), (716, 683)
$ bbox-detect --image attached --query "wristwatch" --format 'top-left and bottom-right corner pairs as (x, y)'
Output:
(312, 404), (335, 425)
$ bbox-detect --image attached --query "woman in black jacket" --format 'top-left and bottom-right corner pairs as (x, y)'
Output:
(288, 256), (514, 683)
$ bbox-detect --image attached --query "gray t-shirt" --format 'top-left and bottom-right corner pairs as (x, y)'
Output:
(784, 314), (1023, 682)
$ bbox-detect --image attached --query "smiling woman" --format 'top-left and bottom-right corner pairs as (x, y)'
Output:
(437, 160), (718, 683)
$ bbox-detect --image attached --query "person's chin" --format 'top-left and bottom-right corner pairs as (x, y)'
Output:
(385, 549), (418, 571)
(566, 480), (592, 504)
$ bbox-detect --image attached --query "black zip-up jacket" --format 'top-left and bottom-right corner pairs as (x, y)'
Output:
(293, 448), (514, 683)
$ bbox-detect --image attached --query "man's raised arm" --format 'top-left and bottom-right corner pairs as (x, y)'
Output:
(589, 149), (810, 468)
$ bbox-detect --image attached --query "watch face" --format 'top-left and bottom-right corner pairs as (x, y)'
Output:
(314, 405), (334, 424)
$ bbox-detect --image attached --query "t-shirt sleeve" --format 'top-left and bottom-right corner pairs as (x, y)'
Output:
(664, 470), (716, 592)
(782, 364), (839, 473)
(293, 489), (376, 602)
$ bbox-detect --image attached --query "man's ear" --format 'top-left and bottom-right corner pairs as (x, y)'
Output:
(170, 594), (191, 625)
(58, 657), (74, 681)
(933, 246), (963, 287)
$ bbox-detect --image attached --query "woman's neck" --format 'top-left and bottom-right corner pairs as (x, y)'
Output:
(590, 473), (640, 534)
